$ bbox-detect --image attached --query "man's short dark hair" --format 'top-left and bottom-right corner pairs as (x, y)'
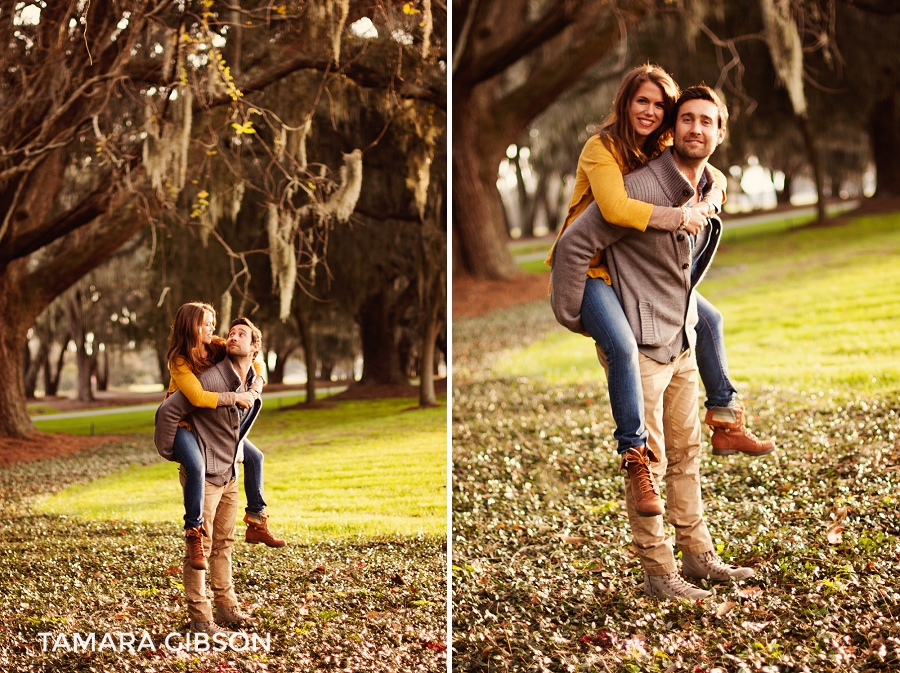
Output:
(230, 316), (262, 352)
(674, 85), (728, 129)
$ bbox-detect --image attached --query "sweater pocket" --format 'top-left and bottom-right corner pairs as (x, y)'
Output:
(639, 301), (658, 346)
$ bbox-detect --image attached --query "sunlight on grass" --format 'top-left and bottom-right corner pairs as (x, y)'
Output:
(498, 212), (900, 393)
(34, 398), (446, 539)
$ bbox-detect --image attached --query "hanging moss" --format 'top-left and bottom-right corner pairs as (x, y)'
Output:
(141, 86), (193, 198)
(266, 203), (299, 321)
(761, 0), (807, 117)
(321, 149), (363, 223)
(218, 290), (233, 337)
(327, 0), (349, 65)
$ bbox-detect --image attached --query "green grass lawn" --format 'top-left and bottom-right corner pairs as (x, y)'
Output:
(32, 397), (446, 539)
(500, 211), (900, 392)
(453, 208), (900, 672)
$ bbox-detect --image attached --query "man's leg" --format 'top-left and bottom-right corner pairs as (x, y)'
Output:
(660, 350), (713, 557)
(623, 354), (676, 574)
(183, 479), (226, 625)
(632, 352), (713, 600)
(665, 350), (755, 583)
(209, 476), (239, 613)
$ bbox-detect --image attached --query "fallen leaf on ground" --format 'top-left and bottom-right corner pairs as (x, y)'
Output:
(716, 600), (737, 617)
(558, 535), (588, 546)
(827, 525), (845, 544)
(738, 586), (763, 599)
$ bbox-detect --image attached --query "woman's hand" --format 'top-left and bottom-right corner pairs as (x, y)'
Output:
(684, 203), (709, 234)
(234, 391), (254, 409)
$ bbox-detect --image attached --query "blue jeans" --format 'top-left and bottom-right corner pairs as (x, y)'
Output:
(581, 278), (648, 453)
(581, 279), (738, 454)
(695, 293), (738, 409)
(241, 439), (267, 514)
(172, 426), (205, 530)
(172, 418), (268, 529)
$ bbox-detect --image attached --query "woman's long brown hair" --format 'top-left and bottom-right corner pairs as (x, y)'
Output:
(166, 302), (224, 375)
(597, 64), (680, 174)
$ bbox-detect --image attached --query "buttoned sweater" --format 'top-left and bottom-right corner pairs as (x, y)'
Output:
(550, 147), (722, 364)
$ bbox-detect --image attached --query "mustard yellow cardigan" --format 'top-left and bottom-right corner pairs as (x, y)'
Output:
(545, 135), (727, 280)
(168, 357), (266, 408)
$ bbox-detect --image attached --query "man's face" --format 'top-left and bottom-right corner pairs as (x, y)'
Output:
(226, 324), (257, 359)
(673, 99), (726, 161)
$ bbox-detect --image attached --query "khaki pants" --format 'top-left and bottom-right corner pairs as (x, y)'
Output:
(598, 347), (714, 575)
(180, 473), (239, 623)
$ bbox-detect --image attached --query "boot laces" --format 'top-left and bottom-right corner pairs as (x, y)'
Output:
(623, 451), (658, 495)
(697, 551), (732, 572)
(662, 572), (695, 594)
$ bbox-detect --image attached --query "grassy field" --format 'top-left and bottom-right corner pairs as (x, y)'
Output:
(501, 212), (900, 393)
(2, 394), (448, 672)
(33, 397), (446, 538)
(453, 210), (900, 672)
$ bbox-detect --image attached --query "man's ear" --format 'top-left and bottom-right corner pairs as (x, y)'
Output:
(716, 127), (726, 146)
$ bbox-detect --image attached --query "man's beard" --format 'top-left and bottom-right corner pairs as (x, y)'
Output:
(674, 136), (713, 161)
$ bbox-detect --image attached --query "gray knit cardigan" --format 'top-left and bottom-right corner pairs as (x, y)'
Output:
(154, 357), (261, 486)
(550, 147), (722, 364)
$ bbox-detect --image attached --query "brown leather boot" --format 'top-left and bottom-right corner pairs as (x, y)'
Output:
(244, 512), (286, 548)
(706, 402), (776, 456)
(620, 446), (664, 517)
(185, 526), (208, 571)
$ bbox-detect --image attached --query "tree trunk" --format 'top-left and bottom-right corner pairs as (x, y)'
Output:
(0, 261), (40, 438)
(870, 89), (900, 197)
(418, 314), (439, 407)
(65, 290), (94, 403)
(155, 343), (171, 391)
(398, 329), (415, 378)
(295, 302), (317, 405)
(268, 350), (287, 385)
(24, 340), (47, 399)
(44, 341), (67, 397)
(797, 115), (827, 222)
(776, 171), (794, 206)
(95, 346), (109, 392)
(357, 289), (408, 385)
(453, 91), (521, 280)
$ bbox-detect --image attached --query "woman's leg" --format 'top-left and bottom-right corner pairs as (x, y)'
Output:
(581, 277), (648, 454)
(694, 294), (737, 409)
(695, 293), (775, 456)
(241, 440), (267, 514)
(171, 426), (205, 530)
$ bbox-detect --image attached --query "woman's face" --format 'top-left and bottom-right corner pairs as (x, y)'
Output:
(199, 311), (216, 345)
(629, 81), (666, 138)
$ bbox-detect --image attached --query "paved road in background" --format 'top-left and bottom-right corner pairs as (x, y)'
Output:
(31, 386), (348, 422)
(512, 200), (860, 263)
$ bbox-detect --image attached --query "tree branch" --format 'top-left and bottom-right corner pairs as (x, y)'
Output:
(455, 0), (583, 87)
(200, 53), (446, 111)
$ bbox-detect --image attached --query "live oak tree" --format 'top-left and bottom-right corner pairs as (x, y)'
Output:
(452, 0), (652, 280)
(0, 0), (444, 439)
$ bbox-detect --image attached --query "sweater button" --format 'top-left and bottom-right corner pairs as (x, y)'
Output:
(670, 355), (676, 362)
(682, 262), (689, 270)
(677, 234), (685, 241)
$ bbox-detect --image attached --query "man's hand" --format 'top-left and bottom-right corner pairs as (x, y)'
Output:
(684, 203), (709, 234)
(234, 391), (254, 409)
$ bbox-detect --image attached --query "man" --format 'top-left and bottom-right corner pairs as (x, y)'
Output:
(551, 86), (754, 600)
(154, 317), (264, 633)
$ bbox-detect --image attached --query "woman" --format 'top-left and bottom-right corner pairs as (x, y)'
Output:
(166, 302), (285, 570)
(547, 65), (774, 498)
